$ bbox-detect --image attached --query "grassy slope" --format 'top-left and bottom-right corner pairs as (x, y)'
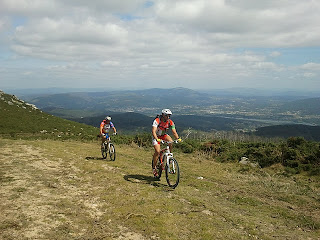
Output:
(1, 138), (319, 240)
(0, 91), (97, 138)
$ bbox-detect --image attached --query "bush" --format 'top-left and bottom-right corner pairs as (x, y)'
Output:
(178, 142), (194, 153)
(287, 137), (306, 148)
(134, 133), (152, 147)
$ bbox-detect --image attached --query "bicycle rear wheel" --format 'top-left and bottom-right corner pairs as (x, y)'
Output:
(108, 143), (116, 161)
(165, 157), (180, 188)
(101, 142), (107, 159)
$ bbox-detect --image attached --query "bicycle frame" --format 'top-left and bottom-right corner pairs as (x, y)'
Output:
(102, 132), (116, 149)
(101, 137), (116, 161)
(103, 139), (111, 149)
(159, 144), (174, 169)
(156, 140), (180, 188)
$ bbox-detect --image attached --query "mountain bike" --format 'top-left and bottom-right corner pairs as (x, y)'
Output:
(101, 137), (116, 161)
(153, 140), (180, 189)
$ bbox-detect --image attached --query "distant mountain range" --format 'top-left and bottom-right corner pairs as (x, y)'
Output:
(6, 87), (320, 98)
(22, 88), (214, 111)
(2, 88), (320, 141)
(19, 87), (320, 115)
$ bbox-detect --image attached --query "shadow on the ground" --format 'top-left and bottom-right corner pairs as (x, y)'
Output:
(85, 156), (109, 161)
(124, 174), (170, 188)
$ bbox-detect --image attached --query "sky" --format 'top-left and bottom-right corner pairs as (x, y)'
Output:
(0, 0), (320, 91)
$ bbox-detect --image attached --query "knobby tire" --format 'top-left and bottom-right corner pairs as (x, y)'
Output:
(165, 157), (180, 189)
(101, 142), (107, 159)
(109, 143), (116, 161)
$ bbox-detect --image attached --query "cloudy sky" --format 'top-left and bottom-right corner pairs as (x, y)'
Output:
(1, 0), (320, 91)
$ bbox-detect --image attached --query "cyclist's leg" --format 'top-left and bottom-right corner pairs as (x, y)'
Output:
(105, 133), (110, 142)
(164, 134), (173, 152)
(101, 133), (106, 147)
(152, 139), (161, 169)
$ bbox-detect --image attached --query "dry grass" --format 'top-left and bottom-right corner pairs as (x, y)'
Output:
(0, 138), (319, 240)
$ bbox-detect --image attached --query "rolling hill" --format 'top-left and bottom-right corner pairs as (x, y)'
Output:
(255, 124), (320, 141)
(22, 87), (213, 111)
(0, 90), (97, 139)
(277, 97), (320, 115)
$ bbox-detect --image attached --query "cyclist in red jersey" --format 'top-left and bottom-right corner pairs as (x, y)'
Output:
(152, 109), (181, 177)
(100, 116), (117, 146)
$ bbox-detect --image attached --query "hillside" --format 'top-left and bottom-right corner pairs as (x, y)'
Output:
(278, 97), (320, 115)
(255, 124), (320, 141)
(1, 138), (319, 239)
(0, 90), (97, 139)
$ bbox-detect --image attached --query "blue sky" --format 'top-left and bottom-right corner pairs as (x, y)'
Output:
(1, 0), (320, 91)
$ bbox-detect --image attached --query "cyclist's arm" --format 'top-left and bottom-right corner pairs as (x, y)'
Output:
(100, 124), (104, 135)
(171, 128), (179, 140)
(152, 126), (158, 139)
(112, 126), (117, 134)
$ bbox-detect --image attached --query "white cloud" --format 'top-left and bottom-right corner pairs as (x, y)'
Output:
(0, 0), (60, 17)
(252, 62), (280, 71)
(0, 0), (320, 90)
(23, 71), (33, 75)
(154, 0), (320, 47)
(269, 51), (281, 57)
(11, 17), (129, 61)
(303, 72), (316, 78)
(301, 63), (320, 71)
(101, 61), (120, 67)
(0, 18), (6, 32)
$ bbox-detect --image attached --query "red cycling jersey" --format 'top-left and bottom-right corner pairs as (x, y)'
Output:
(100, 121), (114, 133)
(152, 117), (175, 136)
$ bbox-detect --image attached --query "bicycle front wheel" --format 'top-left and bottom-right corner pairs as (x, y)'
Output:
(165, 157), (180, 188)
(101, 142), (107, 159)
(108, 143), (116, 161)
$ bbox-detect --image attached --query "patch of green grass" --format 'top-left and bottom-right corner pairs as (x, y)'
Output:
(229, 195), (261, 206)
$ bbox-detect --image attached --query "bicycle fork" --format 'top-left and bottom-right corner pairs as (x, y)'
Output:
(165, 153), (176, 174)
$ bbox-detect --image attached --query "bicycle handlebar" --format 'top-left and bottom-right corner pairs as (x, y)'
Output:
(159, 139), (182, 144)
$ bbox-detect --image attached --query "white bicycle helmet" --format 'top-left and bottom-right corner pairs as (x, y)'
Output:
(161, 109), (172, 115)
(105, 116), (111, 121)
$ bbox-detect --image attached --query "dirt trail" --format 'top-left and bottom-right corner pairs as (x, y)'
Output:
(0, 141), (145, 240)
